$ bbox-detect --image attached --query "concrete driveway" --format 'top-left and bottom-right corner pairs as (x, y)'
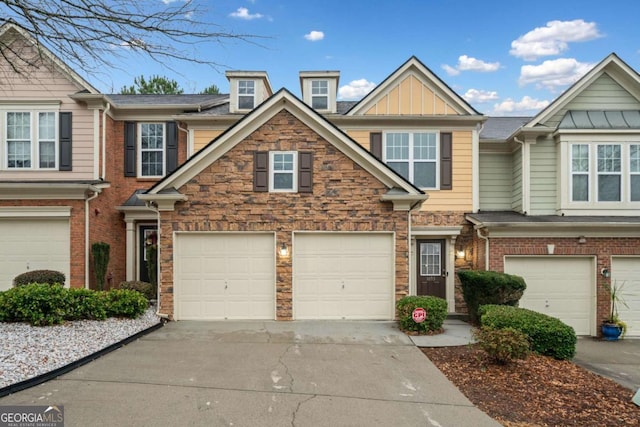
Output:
(0, 321), (500, 427)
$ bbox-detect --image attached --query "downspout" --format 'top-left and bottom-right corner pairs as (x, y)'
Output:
(145, 201), (168, 319)
(514, 136), (528, 215)
(85, 189), (101, 288)
(101, 102), (111, 180)
(177, 122), (191, 157)
(476, 227), (489, 271)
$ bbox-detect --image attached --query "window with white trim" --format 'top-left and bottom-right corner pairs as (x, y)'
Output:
(5, 110), (58, 169)
(139, 123), (165, 177)
(571, 144), (589, 201)
(631, 144), (640, 201)
(238, 80), (255, 110)
(384, 132), (438, 188)
(597, 144), (621, 202)
(269, 151), (297, 192)
(311, 80), (328, 110)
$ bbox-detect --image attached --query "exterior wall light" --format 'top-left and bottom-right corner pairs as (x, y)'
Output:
(456, 250), (465, 259)
(601, 267), (610, 278)
(578, 236), (587, 244)
(279, 242), (289, 257)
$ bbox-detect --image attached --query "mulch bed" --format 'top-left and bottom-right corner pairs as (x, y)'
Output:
(422, 345), (640, 426)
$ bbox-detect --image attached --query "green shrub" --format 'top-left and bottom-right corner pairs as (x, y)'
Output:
(103, 289), (147, 319)
(473, 326), (530, 364)
(117, 281), (156, 300)
(479, 304), (577, 360)
(457, 270), (527, 324)
(91, 242), (110, 291)
(65, 288), (107, 321)
(396, 296), (447, 334)
(13, 270), (66, 287)
(0, 283), (68, 325)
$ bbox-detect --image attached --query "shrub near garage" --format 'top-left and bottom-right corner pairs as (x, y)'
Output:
(473, 326), (531, 365)
(65, 288), (107, 321)
(102, 289), (148, 319)
(479, 304), (577, 360)
(117, 281), (156, 300)
(396, 296), (447, 334)
(13, 270), (66, 287)
(457, 270), (526, 324)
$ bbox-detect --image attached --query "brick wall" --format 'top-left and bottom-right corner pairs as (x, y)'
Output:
(158, 110), (410, 320)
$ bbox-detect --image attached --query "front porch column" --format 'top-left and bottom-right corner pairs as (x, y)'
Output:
(125, 219), (135, 281)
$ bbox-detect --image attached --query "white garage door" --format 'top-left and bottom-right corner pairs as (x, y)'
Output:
(294, 233), (394, 320)
(504, 257), (594, 335)
(611, 257), (640, 337)
(175, 233), (275, 320)
(0, 219), (70, 291)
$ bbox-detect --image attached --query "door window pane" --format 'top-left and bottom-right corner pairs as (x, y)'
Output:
(420, 243), (441, 276)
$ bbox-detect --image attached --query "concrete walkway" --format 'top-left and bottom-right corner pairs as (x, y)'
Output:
(0, 320), (500, 427)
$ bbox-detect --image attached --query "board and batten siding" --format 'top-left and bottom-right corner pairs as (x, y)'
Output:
(543, 73), (640, 128)
(0, 35), (95, 180)
(193, 129), (225, 153)
(529, 136), (557, 214)
(511, 147), (523, 212)
(363, 74), (463, 116)
(479, 153), (512, 211)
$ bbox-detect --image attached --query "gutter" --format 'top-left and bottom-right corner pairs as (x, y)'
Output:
(102, 102), (111, 180)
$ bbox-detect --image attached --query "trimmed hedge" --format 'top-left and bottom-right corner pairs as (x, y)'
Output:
(0, 284), (147, 326)
(396, 295), (447, 334)
(118, 281), (156, 300)
(479, 304), (577, 360)
(473, 326), (530, 365)
(13, 270), (66, 287)
(457, 270), (526, 324)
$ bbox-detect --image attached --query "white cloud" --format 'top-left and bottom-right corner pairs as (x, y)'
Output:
(338, 79), (376, 100)
(463, 89), (499, 103)
(442, 64), (460, 76)
(304, 31), (325, 42)
(510, 19), (602, 61)
(442, 55), (500, 75)
(229, 7), (263, 20)
(457, 55), (500, 72)
(492, 96), (550, 115)
(519, 58), (593, 91)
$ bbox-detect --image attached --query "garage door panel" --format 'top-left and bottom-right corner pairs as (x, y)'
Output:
(612, 257), (640, 337)
(504, 257), (593, 336)
(175, 233), (274, 320)
(0, 219), (70, 291)
(294, 233), (394, 320)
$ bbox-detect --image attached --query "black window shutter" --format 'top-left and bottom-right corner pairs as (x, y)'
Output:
(254, 151), (268, 192)
(165, 121), (178, 174)
(58, 112), (72, 171)
(440, 132), (453, 190)
(370, 132), (382, 160)
(124, 122), (136, 177)
(298, 152), (313, 193)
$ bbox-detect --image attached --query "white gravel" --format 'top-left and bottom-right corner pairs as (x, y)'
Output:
(0, 308), (161, 389)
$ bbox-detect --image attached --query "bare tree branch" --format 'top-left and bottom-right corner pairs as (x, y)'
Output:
(0, 0), (266, 77)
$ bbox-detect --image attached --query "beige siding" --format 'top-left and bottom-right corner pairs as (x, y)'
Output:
(479, 153), (512, 211)
(418, 130), (472, 211)
(346, 130), (371, 150)
(543, 73), (640, 128)
(0, 33), (95, 180)
(529, 137), (557, 214)
(511, 147), (523, 212)
(193, 129), (225, 153)
(364, 74), (462, 116)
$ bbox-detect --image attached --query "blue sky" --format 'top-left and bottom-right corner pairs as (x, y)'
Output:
(95, 0), (640, 116)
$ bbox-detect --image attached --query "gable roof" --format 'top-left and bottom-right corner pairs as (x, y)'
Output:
(0, 22), (99, 94)
(143, 88), (426, 202)
(523, 53), (640, 130)
(346, 56), (481, 116)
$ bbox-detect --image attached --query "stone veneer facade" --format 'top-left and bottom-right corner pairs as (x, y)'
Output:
(157, 110), (411, 319)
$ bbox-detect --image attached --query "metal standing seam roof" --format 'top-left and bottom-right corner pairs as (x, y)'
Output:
(559, 110), (640, 129)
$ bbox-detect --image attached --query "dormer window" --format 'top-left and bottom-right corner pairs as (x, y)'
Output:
(311, 80), (328, 110)
(238, 80), (255, 110)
